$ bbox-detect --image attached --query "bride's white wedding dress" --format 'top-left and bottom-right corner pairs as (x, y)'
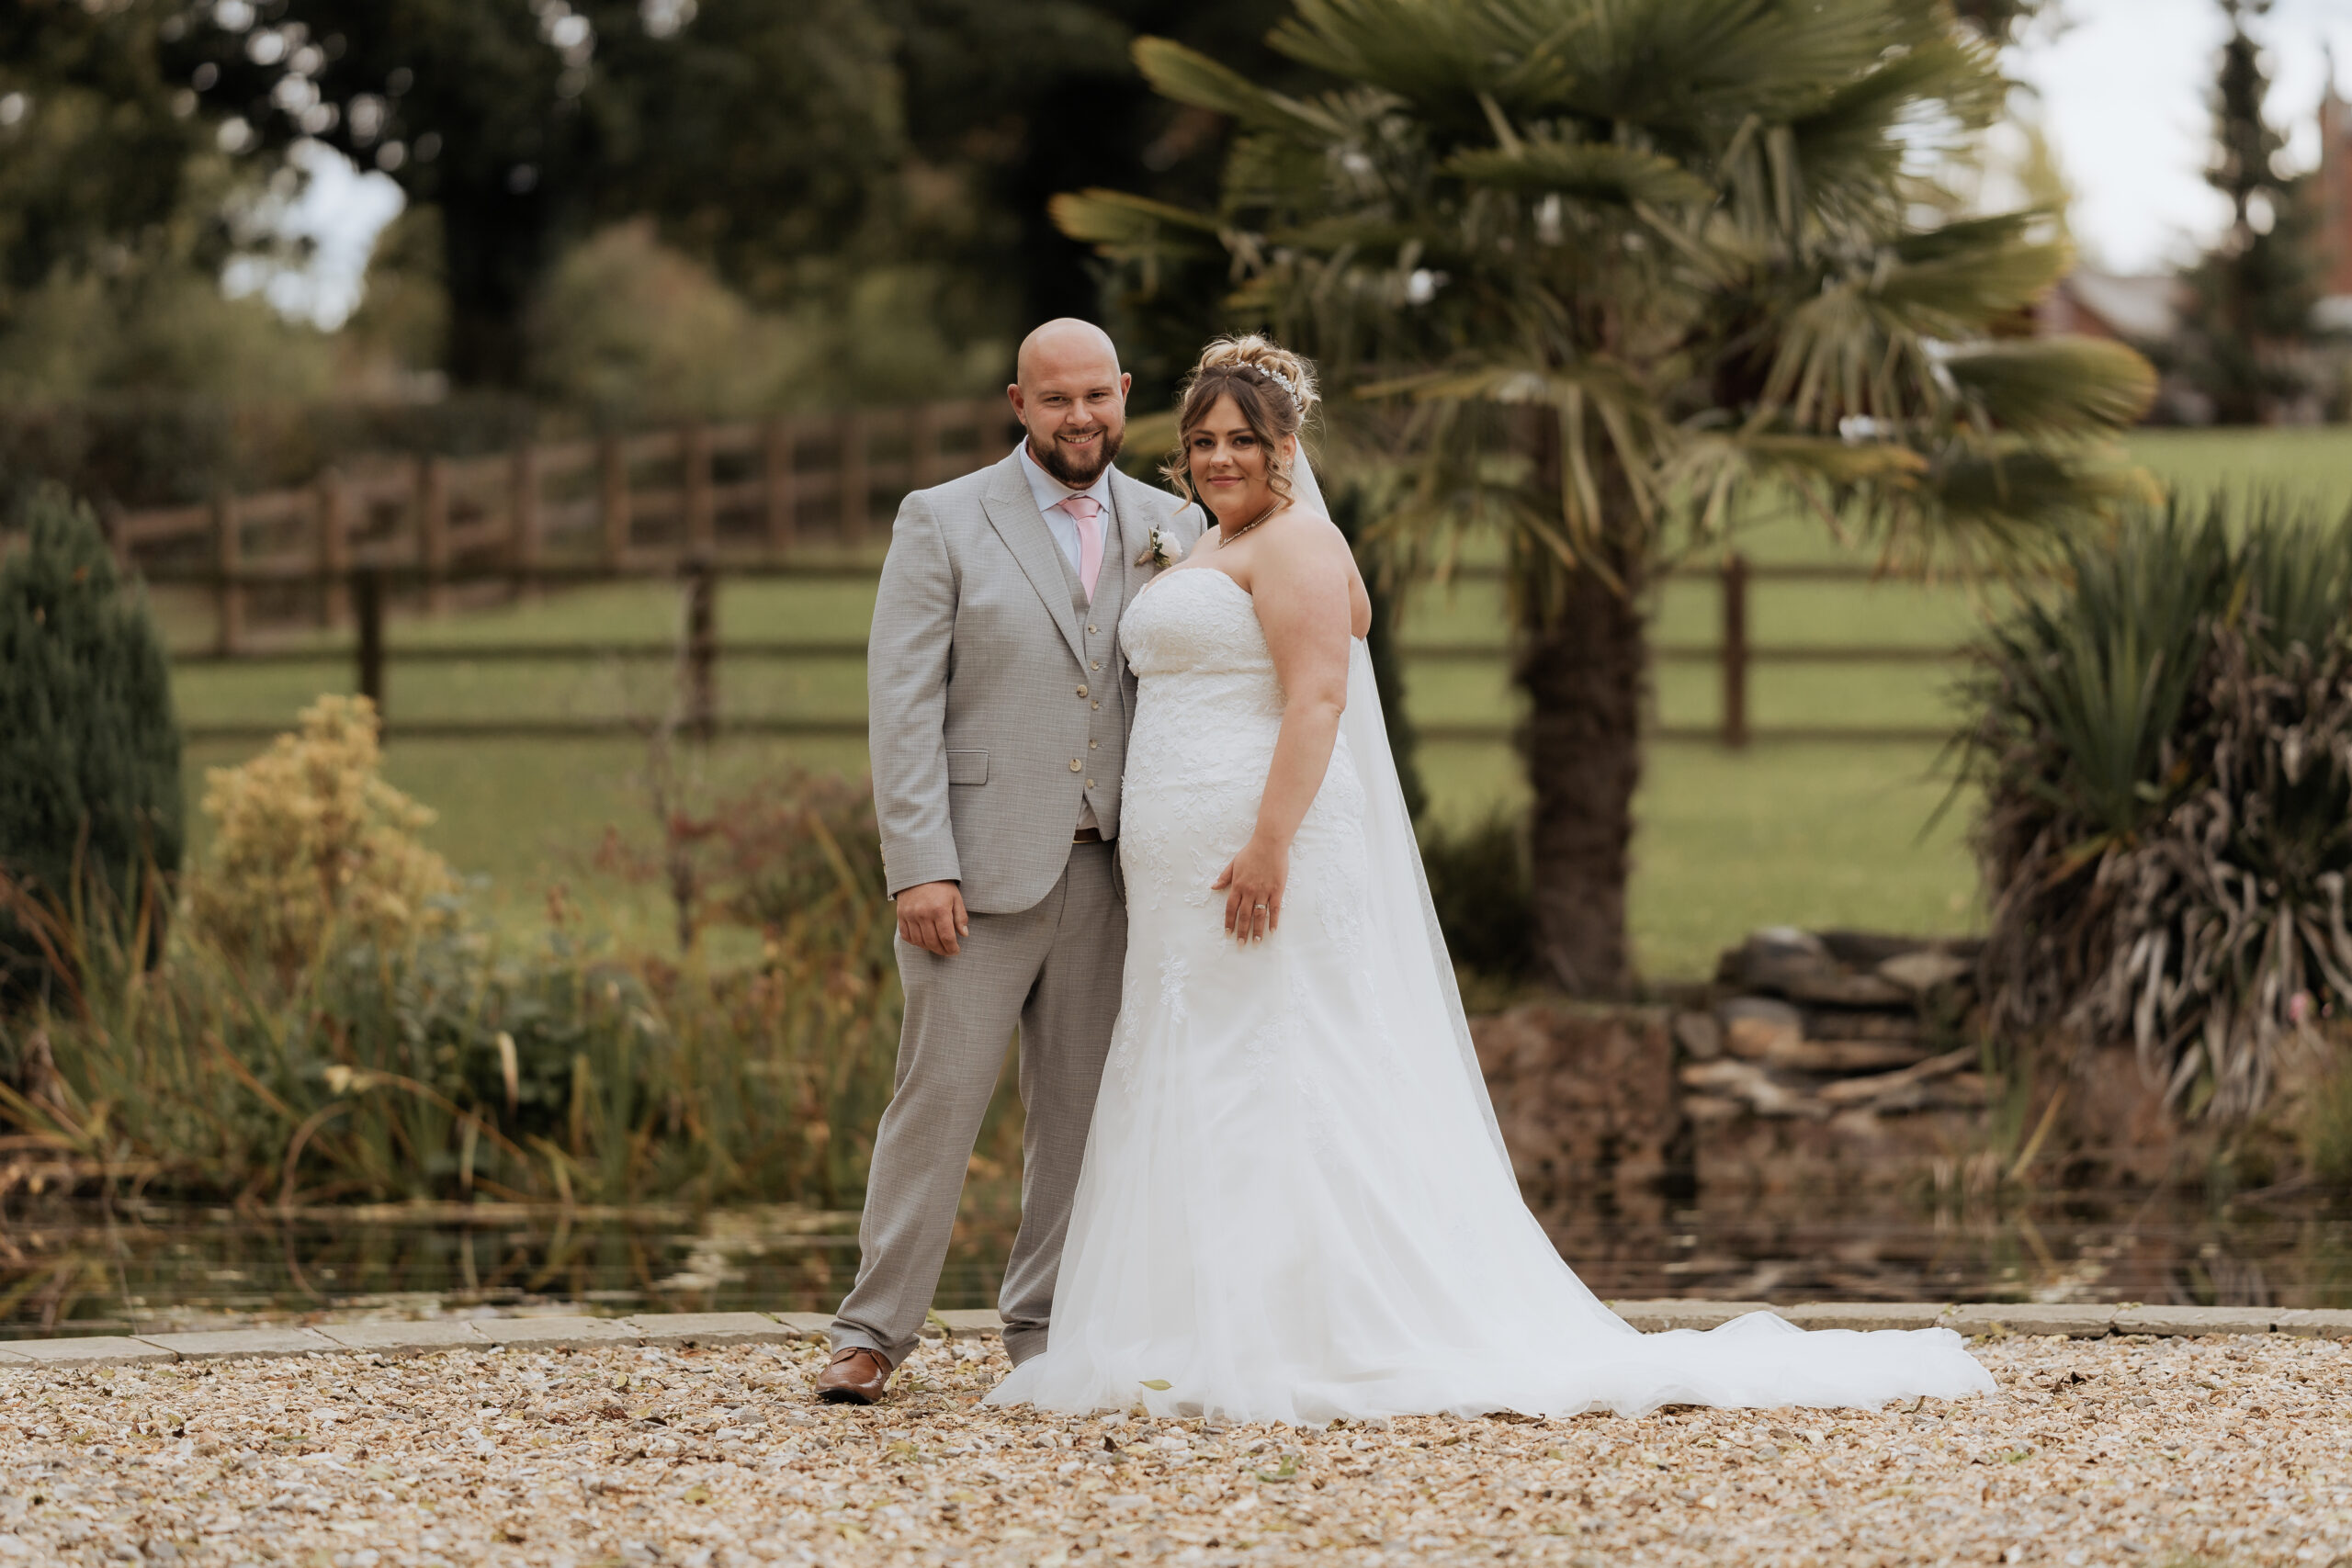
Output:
(987, 563), (1993, 1425)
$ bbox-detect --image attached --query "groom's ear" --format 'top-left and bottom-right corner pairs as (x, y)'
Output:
(1119, 372), (1132, 401)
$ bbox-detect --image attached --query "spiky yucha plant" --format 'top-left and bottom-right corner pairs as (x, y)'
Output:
(1964, 495), (2352, 1120)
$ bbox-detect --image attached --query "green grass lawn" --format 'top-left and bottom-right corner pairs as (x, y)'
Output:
(161, 428), (2352, 981)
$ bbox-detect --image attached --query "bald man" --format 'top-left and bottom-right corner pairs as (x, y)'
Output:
(820, 321), (1206, 1403)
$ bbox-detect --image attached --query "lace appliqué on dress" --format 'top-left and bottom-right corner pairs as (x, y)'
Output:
(1107, 1006), (1145, 1095)
(1158, 951), (1191, 1026)
(1120, 824), (1177, 912)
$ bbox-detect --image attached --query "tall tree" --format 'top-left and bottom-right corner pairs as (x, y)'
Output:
(2175, 0), (2324, 424)
(0, 3), (350, 409)
(0, 0), (207, 303)
(1059, 0), (2154, 993)
(0, 0), (222, 333)
(181, 0), (1298, 392)
(178, 0), (912, 388)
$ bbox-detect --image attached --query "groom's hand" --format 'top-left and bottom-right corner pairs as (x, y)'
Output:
(897, 881), (970, 956)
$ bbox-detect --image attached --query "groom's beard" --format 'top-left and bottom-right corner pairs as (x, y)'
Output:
(1030, 423), (1125, 488)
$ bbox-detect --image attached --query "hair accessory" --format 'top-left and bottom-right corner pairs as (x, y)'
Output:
(1259, 367), (1306, 413)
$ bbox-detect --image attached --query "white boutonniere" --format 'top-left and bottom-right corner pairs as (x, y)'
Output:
(1136, 525), (1187, 570)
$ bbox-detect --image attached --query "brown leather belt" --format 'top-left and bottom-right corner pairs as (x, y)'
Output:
(1072, 827), (1105, 843)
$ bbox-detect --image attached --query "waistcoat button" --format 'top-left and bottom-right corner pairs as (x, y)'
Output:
(1069, 759), (1082, 773)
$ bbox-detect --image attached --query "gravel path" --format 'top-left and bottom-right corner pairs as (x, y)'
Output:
(0, 1329), (2345, 1567)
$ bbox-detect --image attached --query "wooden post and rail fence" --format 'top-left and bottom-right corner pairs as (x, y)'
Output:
(89, 399), (1966, 750)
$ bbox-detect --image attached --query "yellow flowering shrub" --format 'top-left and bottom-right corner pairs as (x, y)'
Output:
(189, 694), (458, 982)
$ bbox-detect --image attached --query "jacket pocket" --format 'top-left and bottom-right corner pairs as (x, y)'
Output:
(946, 749), (989, 785)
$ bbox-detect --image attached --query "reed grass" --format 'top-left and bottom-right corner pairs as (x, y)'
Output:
(0, 772), (993, 1213)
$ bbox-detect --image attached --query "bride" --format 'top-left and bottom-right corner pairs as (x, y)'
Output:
(987, 337), (1992, 1425)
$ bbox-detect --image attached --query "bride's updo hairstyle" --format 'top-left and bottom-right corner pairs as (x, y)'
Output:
(1162, 335), (1321, 513)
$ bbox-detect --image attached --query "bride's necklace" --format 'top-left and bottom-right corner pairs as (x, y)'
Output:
(1216, 499), (1282, 549)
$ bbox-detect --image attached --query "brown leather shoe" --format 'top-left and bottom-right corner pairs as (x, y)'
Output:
(814, 1347), (891, 1404)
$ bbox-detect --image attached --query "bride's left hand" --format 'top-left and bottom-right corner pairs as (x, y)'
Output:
(1212, 836), (1288, 945)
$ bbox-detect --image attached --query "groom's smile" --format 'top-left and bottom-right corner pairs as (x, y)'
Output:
(1008, 318), (1131, 489)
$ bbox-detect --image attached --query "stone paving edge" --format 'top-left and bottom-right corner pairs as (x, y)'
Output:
(2, 1301), (2341, 1367)
(138, 1327), (345, 1361)
(0, 1336), (180, 1367)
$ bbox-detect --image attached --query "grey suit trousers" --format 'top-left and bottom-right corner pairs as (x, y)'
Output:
(830, 840), (1124, 1368)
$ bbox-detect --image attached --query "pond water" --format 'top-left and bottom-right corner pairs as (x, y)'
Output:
(8, 1187), (2351, 1338)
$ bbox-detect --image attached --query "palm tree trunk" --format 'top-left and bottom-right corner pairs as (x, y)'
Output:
(1514, 414), (1646, 996)
(1515, 558), (1645, 996)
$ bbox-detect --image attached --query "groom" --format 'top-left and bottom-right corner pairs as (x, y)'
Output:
(817, 320), (1202, 1404)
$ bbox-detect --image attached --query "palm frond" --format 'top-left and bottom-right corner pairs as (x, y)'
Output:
(1819, 443), (2160, 575)
(1049, 189), (1227, 300)
(1788, 32), (2001, 186)
(1049, 189), (1223, 247)
(1132, 37), (1346, 141)
(1939, 339), (2159, 439)
(1446, 141), (1713, 207)
(1874, 220), (2073, 328)
(1676, 429), (1933, 489)
(1270, 0), (1527, 107)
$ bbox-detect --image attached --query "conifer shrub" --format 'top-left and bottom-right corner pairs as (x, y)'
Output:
(0, 487), (183, 1002)
(188, 694), (459, 987)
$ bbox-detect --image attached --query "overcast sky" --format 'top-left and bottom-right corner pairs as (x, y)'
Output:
(251, 0), (2352, 327)
(2012, 0), (2352, 273)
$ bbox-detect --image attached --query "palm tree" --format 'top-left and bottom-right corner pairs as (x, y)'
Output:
(1057, 0), (2154, 994)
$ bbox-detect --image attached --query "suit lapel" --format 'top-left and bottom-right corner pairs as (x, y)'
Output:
(1102, 470), (1142, 624)
(979, 451), (1085, 667)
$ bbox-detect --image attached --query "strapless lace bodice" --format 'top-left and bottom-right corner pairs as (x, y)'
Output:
(1123, 568), (1287, 680)
(1114, 569), (1365, 920)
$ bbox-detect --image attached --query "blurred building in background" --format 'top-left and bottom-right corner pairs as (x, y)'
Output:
(2037, 269), (2187, 344)
(2319, 76), (2352, 334)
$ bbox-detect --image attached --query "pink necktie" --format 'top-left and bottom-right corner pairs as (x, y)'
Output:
(1058, 495), (1103, 604)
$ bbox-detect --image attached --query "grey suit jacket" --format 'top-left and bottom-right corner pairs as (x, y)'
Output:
(869, 448), (1204, 914)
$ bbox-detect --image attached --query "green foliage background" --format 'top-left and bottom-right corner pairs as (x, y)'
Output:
(0, 1), (1313, 502)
